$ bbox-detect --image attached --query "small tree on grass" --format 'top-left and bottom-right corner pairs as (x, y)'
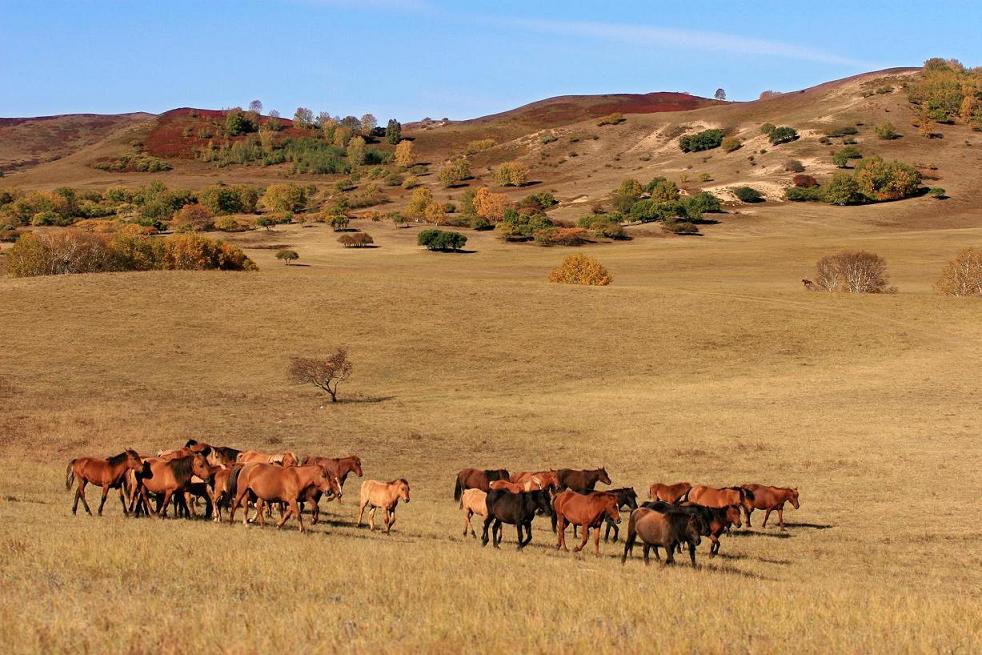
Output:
(732, 186), (764, 203)
(338, 233), (374, 248)
(289, 348), (353, 403)
(814, 250), (893, 293)
(418, 229), (467, 251)
(935, 248), (982, 296)
(276, 249), (299, 265)
(548, 254), (612, 286)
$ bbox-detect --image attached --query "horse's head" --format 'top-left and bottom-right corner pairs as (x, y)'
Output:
(726, 504), (742, 529)
(351, 457), (364, 477)
(184, 439), (199, 448)
(685, 514), (704, 546)
(125, 450), (143, 470)
(789, 487), (800, 509)
(281, 452), (299, 467)
(598, 467), (611, 485)
(623, 488), (638, 510)
(188, 453), (212, 481)
(740, 487), (756, 512)
(605, 496), (622, 523)
(318, 472), (342, 499)
(397, 479), (411, 503)
(532, 490), (553, 516)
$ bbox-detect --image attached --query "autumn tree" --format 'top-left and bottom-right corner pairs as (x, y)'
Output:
(438, 157), (472, 187)
(935, 248), (982, 296)
(346, 136), (366, 166)
(472, 187), (508, 222)
(494, 161), (530, 187)
(814, 250), (892, 293)
(293, 107), (314, 129)
(406, 187), (433, 221)
(260, 183), (311, 213)
(289, 347), (353, 402)
(360, 113), (377, 135)
(249, 99), (263, 114)
(394, 140), (415, 167)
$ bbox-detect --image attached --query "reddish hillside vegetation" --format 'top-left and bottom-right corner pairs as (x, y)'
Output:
(144, 108), (296, 158)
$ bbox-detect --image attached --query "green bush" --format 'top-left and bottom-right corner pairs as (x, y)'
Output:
(785, 186), (824, 202)
(679, 129), (725, 152)
(768, 126), (799, 145)
(732, 186), (764, 203)
(822, 173), (865, 205)
(417, 228), (467, 251)
(875, 122), (902, 140)
(832, 146), (863, 168)
(825, 126), (858, 138)
(275, 249), (300, 264)
(684, 191), (722, 214)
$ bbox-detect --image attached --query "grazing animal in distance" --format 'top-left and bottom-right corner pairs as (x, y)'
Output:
(453, 468), (510, 501)
(686, 485), (755, 518)
(648, 481), (692, 503)
(622, 506), (704, 567)
(741, 484), (800, 529)
(459, 488), (487, 538)
(802, 278), (817, 290)
(482, 489), (552, 550)
(357, 479), (411, 533)
(228, 464), (337, 533)
(552, 490), (622, 557)
(65, 449), (143, 516)
(556, 467), (612, 493)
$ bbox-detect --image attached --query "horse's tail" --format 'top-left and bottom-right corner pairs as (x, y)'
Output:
(227, 465), (244, 502)
(621, 510), (639, 564)
(453, 476), (463, 503)
(65, 460), (76, 491)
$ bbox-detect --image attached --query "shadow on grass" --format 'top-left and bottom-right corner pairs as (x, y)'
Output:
(716, 552), (792, 566)
(782, 521), (833, 530)
(334, 394), (396, 404)
(729, 529), (792, 539)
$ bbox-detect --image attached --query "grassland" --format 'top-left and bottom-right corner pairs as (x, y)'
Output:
(1, 208), (981, 653)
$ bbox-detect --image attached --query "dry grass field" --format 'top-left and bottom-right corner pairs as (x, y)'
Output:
(1, 207), (981, 653)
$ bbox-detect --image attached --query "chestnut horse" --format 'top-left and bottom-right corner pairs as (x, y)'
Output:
(648, 482), (692, 503)
(228, 464), (337, 533)
(741, 484), (800, 529)
(236, 450), (299, 467)
(686, 485), (755, 517)
(621, 506), (704, 566)
(488, 478), (550, 493)
(509, 470), (560, 491)
(453, 468), (509, 501)
(556, 467), (611, 493)
(185, 439), (241, 468)
(135, 453), (214, 518)
(357, 479), (411, 533)
(209, 466), (233, 523)
(66, 449), (143, 516)
(299, 455), (363, 522)
(459, 488), (487, 538)
(553, 491), (621, 557)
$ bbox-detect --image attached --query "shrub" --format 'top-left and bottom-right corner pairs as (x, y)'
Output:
(289, 348), (352, 403)
(417, 229), (467, 251)
(732, 186), (764, 203)
(494, 161), (531, 187)
(437, 157), (472, 187)
(663, 219), (700, 235)
(276, 249), (300, 264)
(647, 178), (681, 203)
(597, 113), (625, 126)
(338, 232), (374, 248)
(591, 222), (629, 240)
(853, 157), (922, 201)
(784, 159), (805, 173)
(406, 187), (433, 220)
(394, 140), (416, 168)
(792, 174), (819, 188)
(224, 108), (257, 136)
(875, 122), (901, 140)
(260, 183), (311, 213)
(814, 250), (892, 293)
(518, 192), (558, 212)
(497, 209), (553, 240)
(928, 187), (948, 199)
(685, 191), (722, 214)
(401, 175), (420, 190)
(158, 233), (257, 271)
(824, 126), (858, 138)
(768, 126), (799, 145)
(5, 230), (118, 276)
(465, 138), (497, 154)
(473, 187), (509, 222)
(785, 186), (823, 202)
(822, 173), (865, 205)
(832, 146), (863, 168)
(548, 254), (611, 286)
(935, 248), (982, 296)
(533, 227), (588, 246)
(721, 136), (742, 152)
(93, 154), (172, 173)
(171, 203), (214, 232)
(679, 129), (725, 152)
(819, 136), (832, 145)
(213, 216), (244, 232)
(760, 123), (776, 136)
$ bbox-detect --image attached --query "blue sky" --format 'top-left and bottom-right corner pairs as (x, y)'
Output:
(2, 1), (979, 120)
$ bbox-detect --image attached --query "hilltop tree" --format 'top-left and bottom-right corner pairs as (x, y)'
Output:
(269, 109), (281, 119)
(714, 88), (726, 101)
(293, 107), (314, 129)
(248, 99), (263, 115)
(394, 140), (415, 167)
(360, 113), (377, 135)
(289, 347), (353, 403)
(385, 119), (402, 144)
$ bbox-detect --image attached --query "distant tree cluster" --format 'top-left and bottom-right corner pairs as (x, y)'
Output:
(679, 128), (725, 152)
(907, 58), (982, 128)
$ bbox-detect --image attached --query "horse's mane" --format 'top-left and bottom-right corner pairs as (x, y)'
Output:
(215, 446), (240, 460)
(184, 439), (199, 448)
(389, 478), (409, 486)
(168, 456), (197, 484)
(107, 451), (130, 466)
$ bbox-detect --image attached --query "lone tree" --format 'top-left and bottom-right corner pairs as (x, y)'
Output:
(275, 249), (299, 265)
(714, 88), (726, 101)
(290, 347), (353, 403)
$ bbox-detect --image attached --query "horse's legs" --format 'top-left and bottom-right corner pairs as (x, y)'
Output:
(573, 525), (591, 553)
(388, 507), (397, 531)
(515, 523), (524, 549)
(744, 506), (753, 527)
(78, 480), (93, 515)
(158, 490), (173, 518)
(778, 504), (786, 530)
(369, 506), (377, 531)
(294, 501), (305, 533)
(643, 544), (650, 566)
(593, 524), (602, 557)
(523, 520), (534, 546)
(762, 508), (773, 528)
(311, 500), (320, 525)
(492, 519), (502, 548)
(256, 500), (267, 527)
(652, 545), (661, 561)
(556, 516), (567, 551)
(709, 535), (719, 558)
(665, 543), (676, 565)
(463, 509), (471, 536)
(480, 515), (493, 546)
(72, 485), (82, 515)
(688, 542), (698, 567)
(356, 500), (367, 527)
(117, 486), (129, 516)
(383, 508), (392, 534)
(97, 485), (111, 516)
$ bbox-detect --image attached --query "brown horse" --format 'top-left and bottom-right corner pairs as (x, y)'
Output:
(488, 478), (551, 493)
(357, 479), (411, 533)
(135, 454), (213, 518)
(299, 455), (363, 522)
(209, 466), (234, 523)
(553, 491), (622, 557)
(741, 484), (800, 529)
(183, 439), (241, 468)
(459, 488), (487, 538)
(454, 468), (509, 501)
(66, 449), (143, 516)
(556, 467), (612, 493)
(687, 485), (755, 517)
(621, 506), (704, 566)
(510, 470), (560, 490)
(648, 481), (692, 503)
(237, 450), (299, 467)
(227, 464), (336, 533)
(672, 501), (743, 557)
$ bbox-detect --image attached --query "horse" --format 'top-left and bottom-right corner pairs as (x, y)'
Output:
(602, 487), (639, 542)
(357, 479), (411, 533)
(621, 506), (704, 567)
(158, 443), (211, 461)
(299, 455), (363, 522)
(135, 453), (214, 518)
(185, 439), (241, 468)
(556, 467), (611, 493)
(488, 478), (548, 493)
(209, 466), (234, 523)
(648, 501), (742, 558)
(459, 488), (487, 538)
(553, 491), (621, 557)
(453, 468), (510, 501)
(481, 489), (553, 550)
(228, 464), (337, 533)
(65, 449), (143, 516)
(237, 450), (299, 467)
(509, 470), (560, 490)
(741, 484), (799, 529)
(686, 485), (755, 518)
(648, 481), (692, 503)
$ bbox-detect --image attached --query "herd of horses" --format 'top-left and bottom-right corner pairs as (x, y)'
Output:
(64, 441), (800, 567)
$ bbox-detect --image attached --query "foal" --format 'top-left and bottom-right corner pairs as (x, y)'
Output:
(357, 479), (411, 533)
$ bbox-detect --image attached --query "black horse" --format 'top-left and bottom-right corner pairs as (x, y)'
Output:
(482, 489), (553, 550)
(602, 487), (639, 542)
(556, 467), (611, 493)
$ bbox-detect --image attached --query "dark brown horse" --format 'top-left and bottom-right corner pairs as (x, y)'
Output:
(621, 506), (704, 566)
(454, 468), (510, 502)
(741, 484), (800, 529)
(556, 467), (611, 493)
(300, 455), (363, 522)
(553, 491), (621, 557)
(482, 489), (552, 550)
(659, 501), (743, 558)
(66, 449), (143, 516)
(648, 481), (692, 503)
